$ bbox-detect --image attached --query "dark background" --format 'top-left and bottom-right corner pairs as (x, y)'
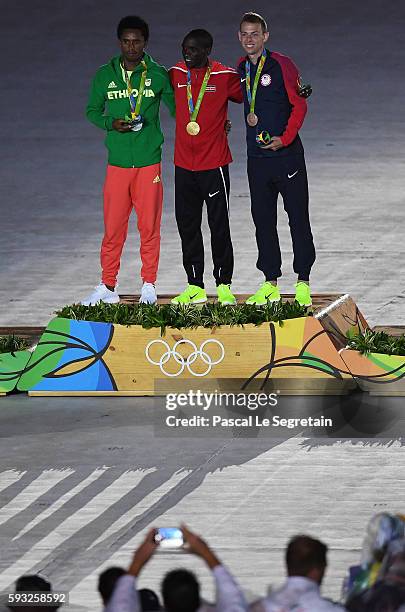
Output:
(1, 0), (404, 324)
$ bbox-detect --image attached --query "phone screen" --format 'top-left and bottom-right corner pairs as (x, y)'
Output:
(154, 528), (184, 549)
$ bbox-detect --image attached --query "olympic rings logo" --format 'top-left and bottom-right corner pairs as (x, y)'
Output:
(145, 338), (225, 377)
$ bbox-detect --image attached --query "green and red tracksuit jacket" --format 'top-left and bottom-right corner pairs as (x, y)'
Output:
(86, 53), (175, 168)
(169, 60), (243, 171)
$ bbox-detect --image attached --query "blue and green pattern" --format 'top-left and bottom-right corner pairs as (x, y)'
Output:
(0, 351), (31, 393)
(17, 318), (116, 392)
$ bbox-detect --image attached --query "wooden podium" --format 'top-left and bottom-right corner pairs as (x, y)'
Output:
(1, 295), (404, 397)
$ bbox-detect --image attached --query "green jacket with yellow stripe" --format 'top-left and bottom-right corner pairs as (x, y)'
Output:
(86, 53), (175, 168)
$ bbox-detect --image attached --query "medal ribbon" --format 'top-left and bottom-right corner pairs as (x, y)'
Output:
(245, 49), (267, 114)
(186, 65), (212, 121)
(123, 59), (147, 119)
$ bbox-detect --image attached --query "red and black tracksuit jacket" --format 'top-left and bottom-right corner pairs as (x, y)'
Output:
(238, 49), (315, 280)
(169, 60), (243, 170)
(169, 61), (243, 287)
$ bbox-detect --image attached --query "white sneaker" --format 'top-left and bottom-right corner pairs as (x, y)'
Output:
(139, 282), (157, 304)
(81, 283), (120, 306)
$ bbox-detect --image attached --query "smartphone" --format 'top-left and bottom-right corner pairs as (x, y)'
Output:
(154, 528), (184, 549)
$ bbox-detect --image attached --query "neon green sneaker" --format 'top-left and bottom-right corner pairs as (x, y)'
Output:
(246, 281), (281, 305)
(171, 284), (207, 305)
(217, 284), (236, 305)
(294, 281), (312, 306)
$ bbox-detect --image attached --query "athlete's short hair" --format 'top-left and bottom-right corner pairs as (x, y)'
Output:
(240, 12), (268, 33)
(117, 16), (149, 41)
(182, 29), (213, 50)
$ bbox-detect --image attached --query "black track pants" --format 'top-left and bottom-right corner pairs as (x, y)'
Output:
(247, 155), (316, 280)
(175, 165), (234, 287)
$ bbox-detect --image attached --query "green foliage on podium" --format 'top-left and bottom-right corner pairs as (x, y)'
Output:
(347, 330), (405, 356)
(57, 301), (310, 334)
(0, 335), (30, 354)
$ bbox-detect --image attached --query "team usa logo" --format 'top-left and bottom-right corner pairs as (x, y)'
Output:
(260, 73), (271, 86)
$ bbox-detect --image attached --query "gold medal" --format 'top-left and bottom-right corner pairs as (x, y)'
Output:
(186, 121), (200, 136)
(247, 112), (258, 127)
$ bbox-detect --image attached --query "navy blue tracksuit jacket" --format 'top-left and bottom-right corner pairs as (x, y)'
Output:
(238, 49), (316, 280)
(237, 50), (307, 157)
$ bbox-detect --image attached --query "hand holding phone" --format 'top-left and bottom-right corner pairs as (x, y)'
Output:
(154, 527), (184, 550)
(181, 524), (220, 569)
(128, 528), (159, 577)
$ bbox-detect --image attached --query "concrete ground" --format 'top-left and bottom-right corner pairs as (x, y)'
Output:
(0, 1), (404, 610)
(0, 395), (404, 611)
(1, 0), (404, 326)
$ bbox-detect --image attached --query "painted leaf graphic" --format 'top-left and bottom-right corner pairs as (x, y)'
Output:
(0, 351), (32, 393)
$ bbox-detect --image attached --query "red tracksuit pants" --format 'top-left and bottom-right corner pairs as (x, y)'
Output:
(101, 163), (163, 287)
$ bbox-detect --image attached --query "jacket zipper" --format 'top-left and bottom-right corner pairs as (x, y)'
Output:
(191, 71), (198, 170)
(117, 67), (137, 168)
(122, 65), (140, 168)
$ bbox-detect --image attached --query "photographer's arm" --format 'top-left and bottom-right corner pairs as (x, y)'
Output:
(181, 525), (248, 612)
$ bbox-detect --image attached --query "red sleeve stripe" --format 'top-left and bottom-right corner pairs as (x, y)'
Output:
(271, 52), (307, 146)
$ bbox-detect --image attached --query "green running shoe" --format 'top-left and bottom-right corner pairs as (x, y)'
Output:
(171, 284), (207, 305)
(217, 284), (236, 305)
(246, 282), (281, 306)
(294, 281), (312, 306)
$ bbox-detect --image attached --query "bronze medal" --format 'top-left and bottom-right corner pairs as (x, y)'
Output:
(247, 112), (258, 127)
(186, 121), (200, 136)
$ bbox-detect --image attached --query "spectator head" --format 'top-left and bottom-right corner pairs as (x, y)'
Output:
(286, 535), (328, 584)
(139, 588), (161, 611)
(15, 575), (52, 592)
(98, 566), (126, 605)
(162, 569), (200, 612)
(361, 513), (405, 565)
(9, 575), (60, 611)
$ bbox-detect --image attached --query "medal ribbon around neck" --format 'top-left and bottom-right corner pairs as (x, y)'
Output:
(123, 59), (147, 119)
(186, 65), (212, 123)
(245, 49), (267, 114)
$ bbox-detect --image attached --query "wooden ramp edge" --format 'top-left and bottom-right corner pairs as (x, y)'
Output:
(315, 294), (369, 350)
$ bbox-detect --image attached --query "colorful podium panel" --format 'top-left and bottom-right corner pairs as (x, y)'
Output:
(17, 318), (116, 393)
(0, 351), (32, 394)
(22, 316), (355, 395)
(340, 349), (405, 396)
